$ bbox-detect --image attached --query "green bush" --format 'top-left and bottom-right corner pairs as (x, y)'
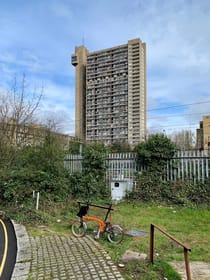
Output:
(68, 172), (109, 199)
(186, 179), (210, 205)
(0, 133), (72, 206)
(67, 143), (109, 199)
(5, 205), (51, 224)
(0, 167), (71, 204)
(127, 171), (210, 206)
(135, 134), (177, 173)
(132, 134), (210, 206)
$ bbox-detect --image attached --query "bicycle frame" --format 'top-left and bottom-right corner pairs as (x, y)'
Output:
(77, 201), (113, 238)
(77, 201), (113, 219)
(72, 201), (123, 243)
(82, 216), (106, 233)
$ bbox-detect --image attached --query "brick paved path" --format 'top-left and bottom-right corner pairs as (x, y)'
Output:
(29, 235), (124, 280)
(171, 261), (210, 280)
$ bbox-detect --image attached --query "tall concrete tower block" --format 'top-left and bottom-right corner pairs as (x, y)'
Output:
(71, 38), (146, 146)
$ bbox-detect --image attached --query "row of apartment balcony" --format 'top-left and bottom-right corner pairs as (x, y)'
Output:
(86, 95), (128, 103)
(86, 109), (141, 119)
(86, 68), (128, 77)
(86, 57), (128, 68)
(87, 88), (128, 96)
(87, 93), (128, 100)
(89, 107), (128, 114)
(86, 95), (128, 101)
(87, 84), (128, 90)
(86, 112), (128, 118)
(87, 115), (128, 120)
(86, 131), (128, 140)
(86, 118), (128, 124)
(87, 73), (128, 83)
(130, 85), (140, 90)
(86, 105), (128, 111)
(86, 70), (140, 82)
(86, 137), (128, 145)
(129, 55), (141, 62)
(87, 71), (128, 80)
(87, 60), (127, 68)
(86, 103), (128, 111)
(87, 79), (128, 86)
(86, 94), (128, 101)
(87, 57), (128, 66)
(87, 135), (128, 139)
(87, 62), (140, 73)
(88, 53), (127, 63)
(87, 72), (128, 81)
(86, 119), (128, 126)
(87, 87), (128, 95)
(87, 58), (127, 65)
(86, 121), (128, 129)
(87, 61), (128, 70)
(86, 118), (128, 125)
(130, 49), (140, 54)
(87, 125), (128, 131)
(88, 47), (127, 59)
(87, 88), (128, 94)
(86, 109), (131, 115)
(86, 113), (128, 120)
(92, 102), (128, 108)
(86, 102), (128, 109)
(130, 54), (140, 60)
(86, 124), (128, 131)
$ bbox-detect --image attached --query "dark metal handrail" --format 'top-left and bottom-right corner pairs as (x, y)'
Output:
(150, 223), (191, 280)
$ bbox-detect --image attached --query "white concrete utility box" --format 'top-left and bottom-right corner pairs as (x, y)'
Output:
(111, 178), (133, 201)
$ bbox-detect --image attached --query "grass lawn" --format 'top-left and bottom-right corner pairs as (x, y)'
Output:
(26, 200), (210, 279)
(102, 202), (210, 262)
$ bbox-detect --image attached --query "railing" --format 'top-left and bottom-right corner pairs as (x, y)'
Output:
(150, 224), (191, 280)
(64, 151), (210, 184)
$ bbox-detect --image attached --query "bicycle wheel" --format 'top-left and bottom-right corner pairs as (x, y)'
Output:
(107, 225), (123, 244)
(71, 220), (87, 237)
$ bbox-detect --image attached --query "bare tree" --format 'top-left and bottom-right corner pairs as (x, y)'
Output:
(38, 109), (71, 134)
(0, 75), (43, 160)
(171, 130), (196, 151)
(0, 75), (42, 125)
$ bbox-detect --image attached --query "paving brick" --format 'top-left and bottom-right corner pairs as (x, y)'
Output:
(19, 234), (124, 279)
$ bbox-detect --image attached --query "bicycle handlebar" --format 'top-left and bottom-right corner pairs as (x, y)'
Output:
(77, 201), (114, 211)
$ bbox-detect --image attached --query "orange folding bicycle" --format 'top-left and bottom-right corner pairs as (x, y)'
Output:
(71, 201), (123, 244)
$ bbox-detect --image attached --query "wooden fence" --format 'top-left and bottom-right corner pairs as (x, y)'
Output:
(64, 150), (209, 184)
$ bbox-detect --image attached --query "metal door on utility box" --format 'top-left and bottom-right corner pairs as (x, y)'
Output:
(111, 181), (126, 201)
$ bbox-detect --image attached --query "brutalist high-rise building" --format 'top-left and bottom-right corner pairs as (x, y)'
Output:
(71, 38), (146, 146)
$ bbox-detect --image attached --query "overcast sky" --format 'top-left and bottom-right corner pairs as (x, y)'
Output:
(0, 0), (210, 136)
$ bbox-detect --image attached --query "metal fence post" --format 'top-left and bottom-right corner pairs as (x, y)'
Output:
(184, 247), (192, 280)
(150, 224), (154, 264)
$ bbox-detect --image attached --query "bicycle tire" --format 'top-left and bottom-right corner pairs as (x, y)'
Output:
(107, 225), (123, 244)
(71, 220), (87, 237)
